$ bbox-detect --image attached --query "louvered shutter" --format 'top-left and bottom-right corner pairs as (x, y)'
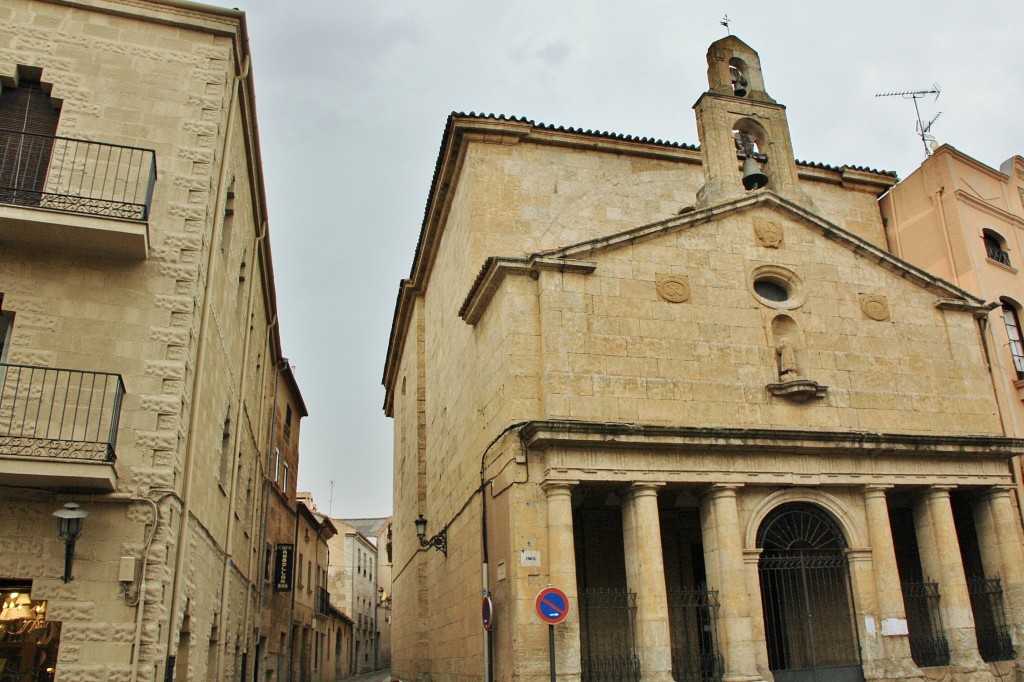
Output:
(0, 82), (60, 204)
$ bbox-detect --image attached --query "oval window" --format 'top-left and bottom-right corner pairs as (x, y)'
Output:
(754, 278), (789, 302)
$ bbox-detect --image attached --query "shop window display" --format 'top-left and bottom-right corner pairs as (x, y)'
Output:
(0, 581), (60, 682)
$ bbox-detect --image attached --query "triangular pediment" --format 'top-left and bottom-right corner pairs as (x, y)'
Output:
(459, 192), (985, 324)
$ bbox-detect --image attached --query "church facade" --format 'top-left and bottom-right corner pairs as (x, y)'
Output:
(384, 37), (1024, 682)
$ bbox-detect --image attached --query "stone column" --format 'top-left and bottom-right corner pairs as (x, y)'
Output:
(913, 487), (984, 668)
(622, 483), (673, 682)
(977, 486), (1024, 646)
(862, 485), (917, 670)
(543, 481), (581, 682)
(741, 549), (770, 674)
(701, 485), (763, 682)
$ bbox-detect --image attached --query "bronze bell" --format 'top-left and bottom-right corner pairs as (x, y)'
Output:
(729, 66), (747, 97)
(742, 156), (768, 190)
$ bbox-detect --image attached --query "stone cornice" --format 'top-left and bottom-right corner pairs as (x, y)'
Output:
(934, 298), (1000, 317)
(43, 0), (243, 36)
(459, 256), (597, 325)
(795, 165), (899, 194)
(520, 419), (1024, 458)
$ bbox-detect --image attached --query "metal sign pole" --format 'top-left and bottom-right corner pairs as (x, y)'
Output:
(536, 585), (568, 682)
(548, 623), (556, 682)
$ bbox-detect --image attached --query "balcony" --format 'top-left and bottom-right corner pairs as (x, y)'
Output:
(0, 129), (156, 259)
(0, 363), (123, 491)
(316, 586), (330, 616)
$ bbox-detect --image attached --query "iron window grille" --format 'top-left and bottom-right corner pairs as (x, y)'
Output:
(901, 580), (950, 667)
(967, 576), (1015, 662)
(668, 588), (723, 682)
(984, 232), (1011, 267)
(579, 587), (641, 682)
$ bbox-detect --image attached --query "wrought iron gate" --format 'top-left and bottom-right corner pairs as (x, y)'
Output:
(757, 504), (863, 682)
(668, 588), (723, 682)
(579, 588), (640, 682)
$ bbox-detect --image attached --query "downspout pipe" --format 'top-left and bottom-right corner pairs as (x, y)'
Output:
(164, 53), (250, 682)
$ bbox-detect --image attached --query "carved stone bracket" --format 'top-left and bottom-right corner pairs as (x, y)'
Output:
(766, 379), (828, 403)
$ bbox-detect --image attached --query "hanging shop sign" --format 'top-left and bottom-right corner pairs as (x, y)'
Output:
(274, 543), (294, 591)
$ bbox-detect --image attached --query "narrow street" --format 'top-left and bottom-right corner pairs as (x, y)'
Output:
(340, 669), (394, 682)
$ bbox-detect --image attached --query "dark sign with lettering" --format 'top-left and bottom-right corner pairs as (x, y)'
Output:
(274, 544), (294, 591)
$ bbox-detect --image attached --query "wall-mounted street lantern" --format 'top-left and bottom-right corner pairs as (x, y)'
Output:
(53, 502), (88, 583)
(414, 514), (447, 557)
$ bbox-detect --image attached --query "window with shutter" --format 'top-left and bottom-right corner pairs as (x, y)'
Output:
(0, 74), (61, 206)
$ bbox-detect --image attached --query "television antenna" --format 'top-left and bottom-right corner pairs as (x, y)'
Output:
(875, 83), (941, 158)
(328, 479), (335, 516)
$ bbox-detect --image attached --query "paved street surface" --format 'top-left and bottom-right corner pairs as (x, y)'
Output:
(340, 669), (395, 682)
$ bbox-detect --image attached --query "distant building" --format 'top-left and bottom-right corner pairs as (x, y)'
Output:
(384, 36), (1024, 682)
(327, 516), (392, 674)
(291, 499), (347, 682)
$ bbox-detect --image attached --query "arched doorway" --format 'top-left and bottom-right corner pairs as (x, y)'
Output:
(757, 503), (862, 682)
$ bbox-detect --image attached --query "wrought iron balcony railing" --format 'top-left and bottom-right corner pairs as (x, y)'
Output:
(316, 586), (330, 616)
(986, 242), (1012, 267)
(0, 363), (125, 462)
(0, 128), (156, 221)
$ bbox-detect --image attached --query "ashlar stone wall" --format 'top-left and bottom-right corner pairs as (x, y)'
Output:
(0, 2), (276, 681)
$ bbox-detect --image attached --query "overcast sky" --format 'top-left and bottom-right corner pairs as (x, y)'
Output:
(209, 0), (1024, 518)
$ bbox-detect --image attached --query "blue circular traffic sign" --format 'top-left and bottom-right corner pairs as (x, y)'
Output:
(535, 587), (569, 625)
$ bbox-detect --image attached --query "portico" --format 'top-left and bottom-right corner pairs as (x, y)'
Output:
(529, 422), (1024, 681)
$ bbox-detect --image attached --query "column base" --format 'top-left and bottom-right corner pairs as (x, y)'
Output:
(722, 674), (764, 682)
(639, 673), (674, 682)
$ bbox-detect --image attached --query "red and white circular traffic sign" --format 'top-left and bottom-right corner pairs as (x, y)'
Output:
(535, 586), (569, 625)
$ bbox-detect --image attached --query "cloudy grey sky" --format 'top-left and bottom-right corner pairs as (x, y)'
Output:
(210, 0), (1024, 518)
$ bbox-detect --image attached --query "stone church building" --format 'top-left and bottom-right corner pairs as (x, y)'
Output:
(384, 37), (1024, 682)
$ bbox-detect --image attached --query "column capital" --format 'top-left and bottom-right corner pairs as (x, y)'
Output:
(541, 480), (579, 497)
(625, 482), (665, 501)
(921, 485), (955, 501)
(742, 548), (763, 564)
(861, 484), (894, 498)
(704, 483), (743, 502)
(985, 485), (1017, 501)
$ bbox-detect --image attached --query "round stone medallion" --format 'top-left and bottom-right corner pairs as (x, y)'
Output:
(656, 275), (690, 303)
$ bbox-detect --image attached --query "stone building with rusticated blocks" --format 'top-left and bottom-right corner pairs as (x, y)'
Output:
(384, 36), (1024, 682)
(0, 1), (312, 680)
